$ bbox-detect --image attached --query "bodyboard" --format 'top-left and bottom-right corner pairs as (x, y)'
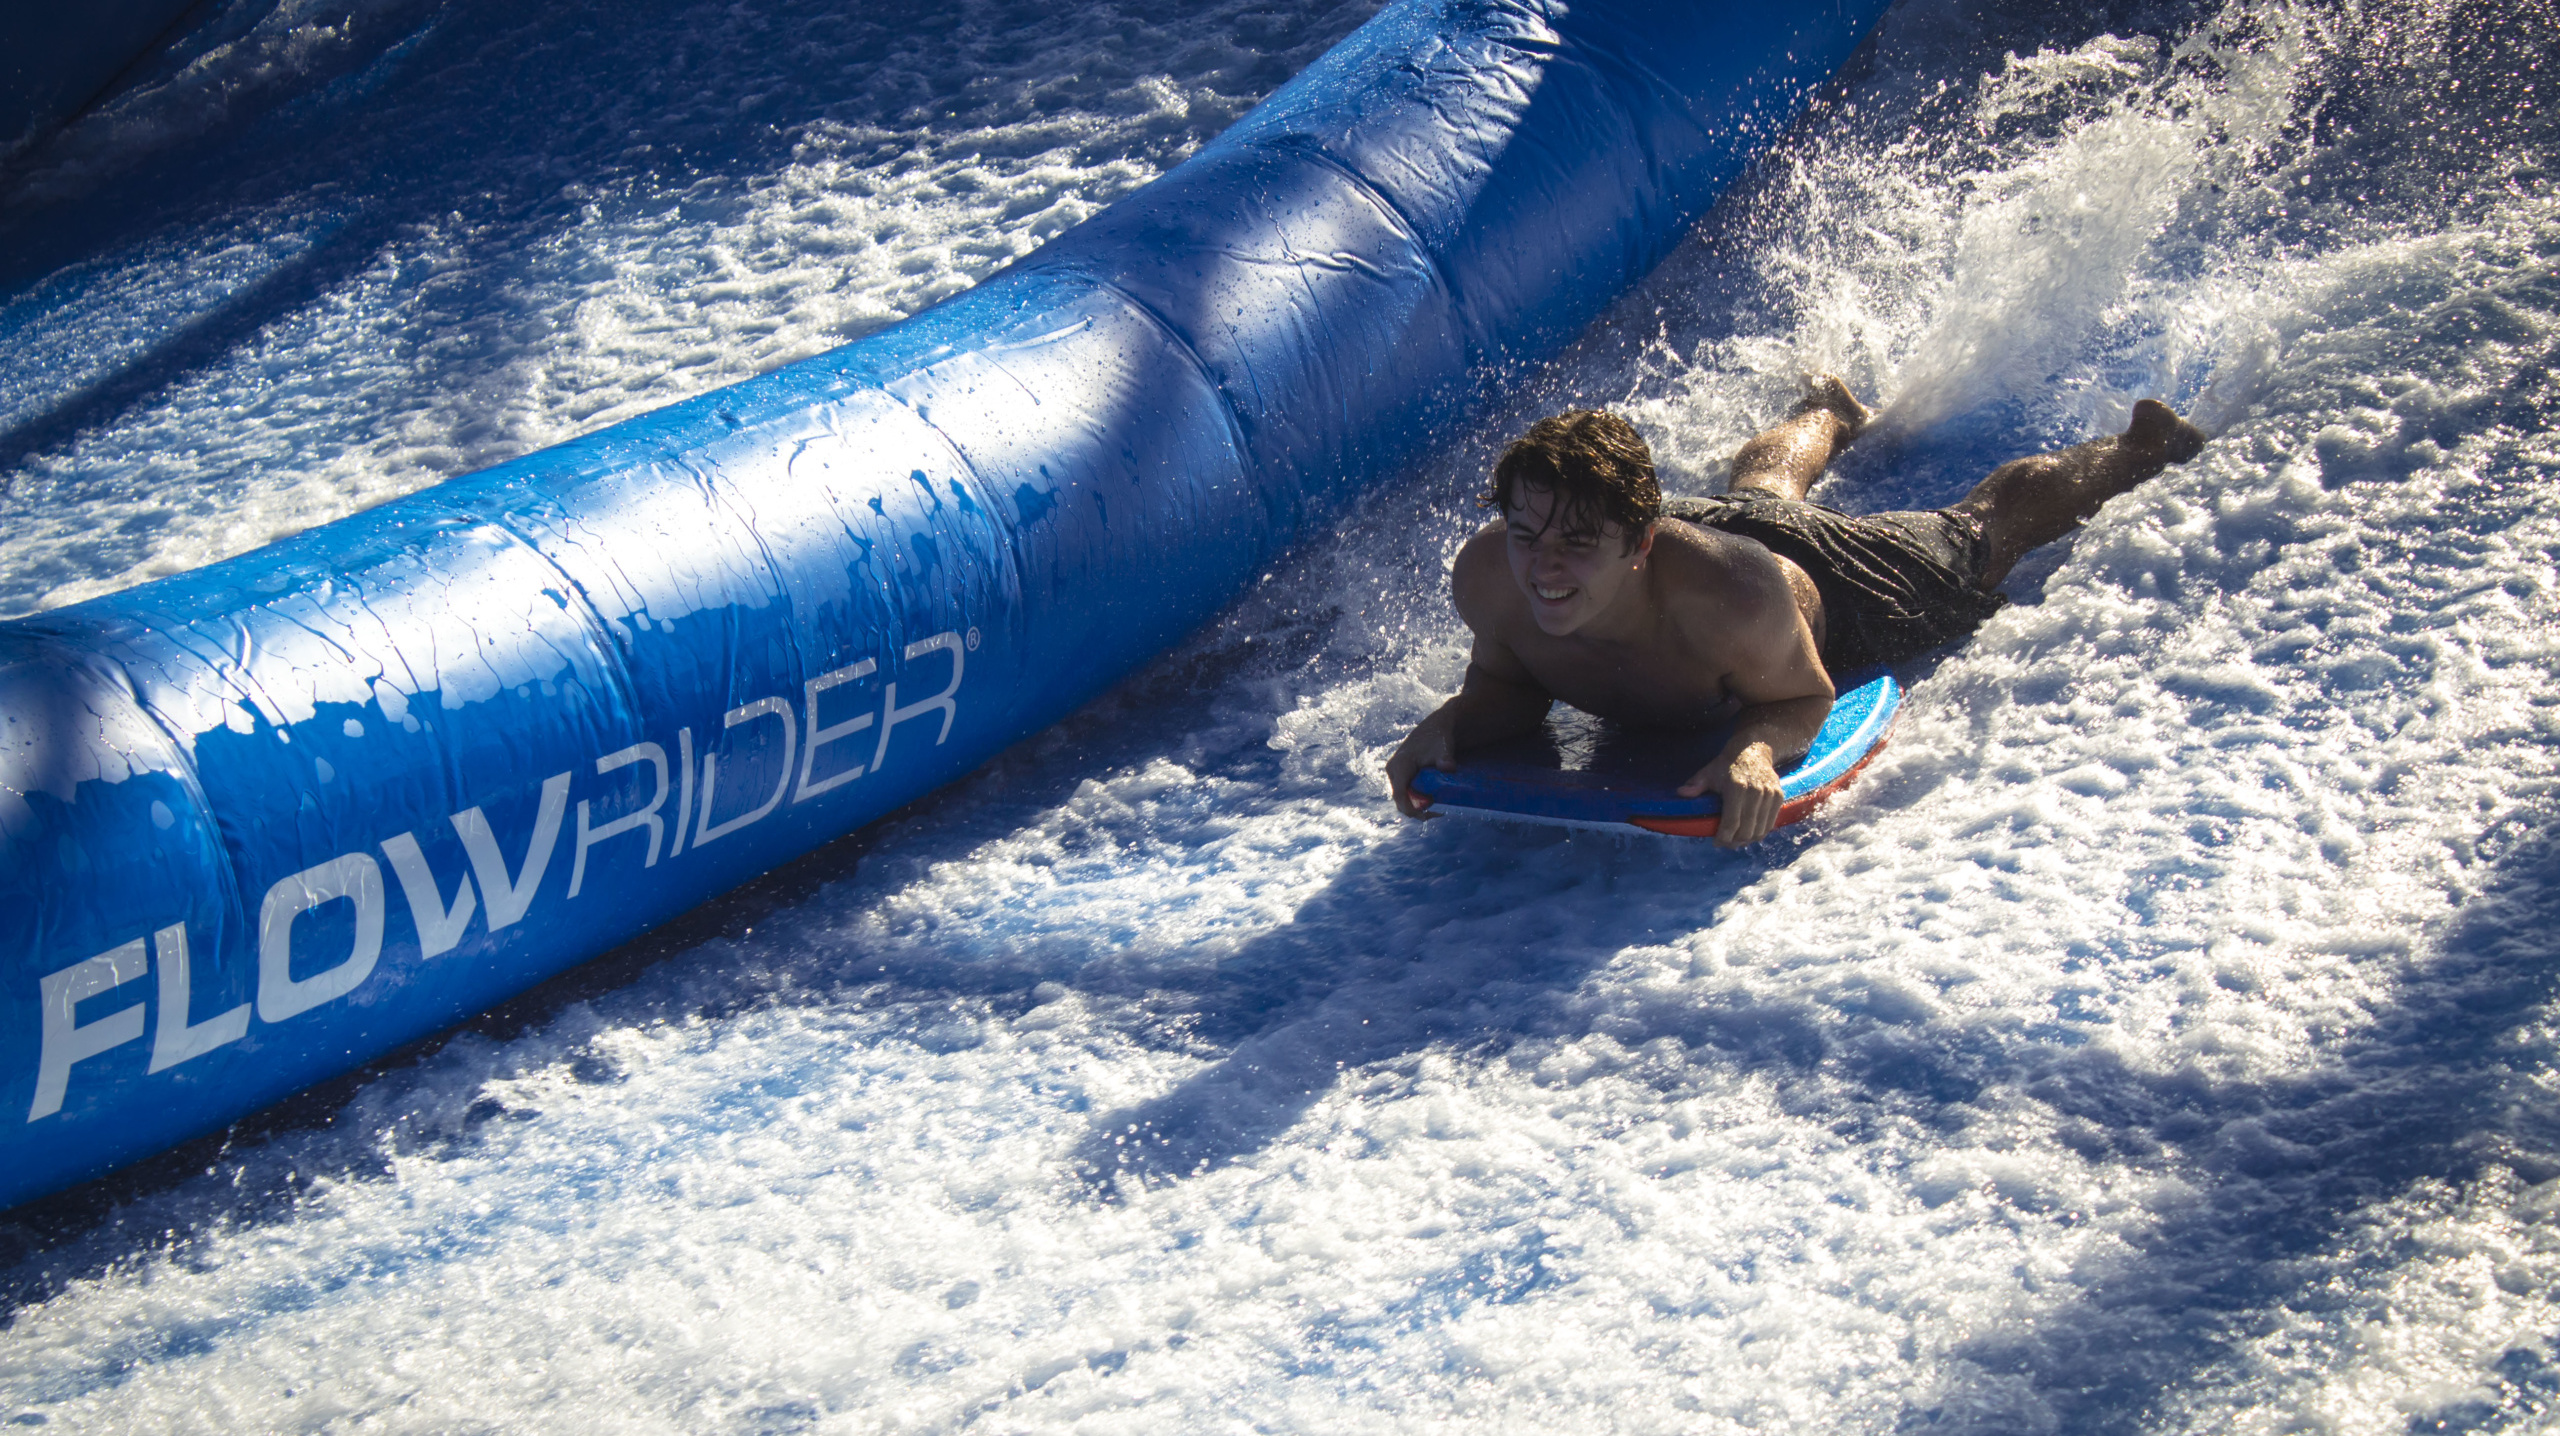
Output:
(1410, 674), (1901, 838)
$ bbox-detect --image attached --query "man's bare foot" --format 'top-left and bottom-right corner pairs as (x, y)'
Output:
(1730, 374), (1875, 499)
(2122, 398), (2207, 466)
(1796, 373), (1873, 448)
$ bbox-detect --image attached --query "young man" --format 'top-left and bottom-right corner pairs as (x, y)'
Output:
(1385, 378), (2208, 845)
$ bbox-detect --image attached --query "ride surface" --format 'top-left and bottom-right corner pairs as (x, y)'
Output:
(1411, 674), (1902, 837)
(0, 0), (1888, 1209)
(0, 0), (198, 157)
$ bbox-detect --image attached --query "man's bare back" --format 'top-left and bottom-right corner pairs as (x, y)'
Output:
(1386, 387), (2208, 845)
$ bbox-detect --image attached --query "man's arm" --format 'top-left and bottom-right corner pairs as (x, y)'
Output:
(1387, 528), (1553, 818)
(1386, 645), (1553, 818)
(1673, 551), (1834, 847)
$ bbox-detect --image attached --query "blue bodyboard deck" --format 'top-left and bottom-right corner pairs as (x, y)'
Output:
(1411, 674), (1901, 838)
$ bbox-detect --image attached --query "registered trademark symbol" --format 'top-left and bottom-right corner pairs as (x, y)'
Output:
(964, 627), (981, 651)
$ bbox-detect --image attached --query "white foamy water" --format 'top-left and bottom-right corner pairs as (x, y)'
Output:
(8, 0), (2560, 1431)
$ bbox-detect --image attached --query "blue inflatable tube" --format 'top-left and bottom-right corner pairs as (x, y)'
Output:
(0, 0), (1887, 1209)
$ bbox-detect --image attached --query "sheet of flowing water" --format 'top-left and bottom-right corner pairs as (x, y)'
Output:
(6, 0), (2560, 1430)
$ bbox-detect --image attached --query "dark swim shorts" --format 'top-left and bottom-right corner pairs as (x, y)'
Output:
(1663, 490), (2008, 671)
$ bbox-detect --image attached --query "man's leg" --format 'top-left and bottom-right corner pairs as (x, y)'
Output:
(1952, 399), (2208, 587)
(1729, 374), (1870, 500)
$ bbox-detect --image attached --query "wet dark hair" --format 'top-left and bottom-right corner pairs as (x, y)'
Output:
(1480, 409), (1660, 552)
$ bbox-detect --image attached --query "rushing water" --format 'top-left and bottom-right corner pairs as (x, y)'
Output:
(4, 0), (2560, 1430)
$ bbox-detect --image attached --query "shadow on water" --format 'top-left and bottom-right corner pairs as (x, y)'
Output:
(1059, 684), (2000, 1199)
(1965, 819), (2560, 1436)
(1064, 819), (1796, 1197)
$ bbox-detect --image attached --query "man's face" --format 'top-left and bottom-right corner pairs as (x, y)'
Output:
(1502, 487), (1653, 637)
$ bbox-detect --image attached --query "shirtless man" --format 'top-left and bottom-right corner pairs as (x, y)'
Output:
(1385, 379), (2208, 845)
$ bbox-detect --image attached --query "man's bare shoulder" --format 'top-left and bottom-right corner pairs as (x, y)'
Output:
(1451, 519), (1518, 631)
(1648, 517), (1812, 665)
(1647, 517), (1797, 625)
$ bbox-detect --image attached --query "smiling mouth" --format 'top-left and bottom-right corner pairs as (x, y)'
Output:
(1534, 585), (1574, 601)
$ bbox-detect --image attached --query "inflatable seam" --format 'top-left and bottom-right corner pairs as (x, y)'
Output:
(93, 649), (223, 862)
(675, 452), (799, 623)
(1065, 274), (1254, 473)
(840, 380), (1025, 658)
(467, 505), (652, 753)
(1248, 140), (1457, 325)
(1579, 39), (1717, 149)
